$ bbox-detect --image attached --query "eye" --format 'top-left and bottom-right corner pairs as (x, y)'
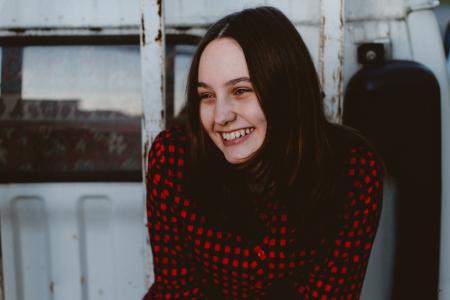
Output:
(198, 92), (215, 101)
(234, 87), (252, 96)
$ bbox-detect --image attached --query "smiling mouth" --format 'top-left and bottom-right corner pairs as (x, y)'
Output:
(220, 127), (255, 141)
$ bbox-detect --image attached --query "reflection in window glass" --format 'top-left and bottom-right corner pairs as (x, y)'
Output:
(23, 46), (141, 116)
(0, 45), (141, 182)
(174, 45), (196, 117)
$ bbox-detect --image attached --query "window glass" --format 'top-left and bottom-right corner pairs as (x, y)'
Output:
(0, 41), (197, 182)
(174, 45), (196, 116)
(0, 45), (142, 182)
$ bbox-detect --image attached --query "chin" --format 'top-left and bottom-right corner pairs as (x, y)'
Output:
(225, 158), (246, 164)
(223, 153), (252, 164)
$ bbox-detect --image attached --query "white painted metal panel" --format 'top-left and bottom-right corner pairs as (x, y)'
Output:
(408, 0), (440, 10)
(140, 0), (165, 148)
(346, 0), (406, 20)
(0, 183), (146, 300)
(164, 0), (437, 27)
(0, 0), (440, 32)
(346, 0), (439, 20)
(287, 0), (320, 23)
(164, 0), (320, 26)
(0, 0), (140, 28)
(360, 178), (397, 300)
(387, 20), (413, 60)
(343, 19), (413, 89)
(296, 25), (321, 76)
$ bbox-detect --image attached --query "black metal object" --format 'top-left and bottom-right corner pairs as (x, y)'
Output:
(357, 43), (385, 66)
(444, 22), (450, 57)
(343, 56), (441, 299)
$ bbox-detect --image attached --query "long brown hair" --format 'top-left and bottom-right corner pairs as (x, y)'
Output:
(185, 6), (355, 249)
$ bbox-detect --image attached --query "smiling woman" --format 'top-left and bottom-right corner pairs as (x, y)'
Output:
(144, 6), (384, 300)
(198, 38), (267, 164)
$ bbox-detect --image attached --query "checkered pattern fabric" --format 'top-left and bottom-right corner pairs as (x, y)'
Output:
(144, 127), (383, 300)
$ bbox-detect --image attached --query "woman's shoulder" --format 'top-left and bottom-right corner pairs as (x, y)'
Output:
(146, 126), (189, 217)
(147, 125), (189, 174)
(328, 123), (382, 160)
(327, 123), (385, 184)
(151, 125), (189, 150)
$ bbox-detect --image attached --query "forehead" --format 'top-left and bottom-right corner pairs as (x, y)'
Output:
(198, 38), (250, 85)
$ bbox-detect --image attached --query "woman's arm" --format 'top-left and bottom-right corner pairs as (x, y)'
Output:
(295, 144), (384, 300)
(144, 129), (207, 300)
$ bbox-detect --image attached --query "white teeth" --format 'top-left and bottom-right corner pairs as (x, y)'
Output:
(221, 128), (254, 141)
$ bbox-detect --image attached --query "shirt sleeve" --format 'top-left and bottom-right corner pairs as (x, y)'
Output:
(295, 144), (384, 300)
(143, 129), (207, 300)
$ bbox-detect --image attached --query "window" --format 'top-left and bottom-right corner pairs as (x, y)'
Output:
(0, 45), (142, 182)
(0, 35), (199, 183)
(165, 43), (197, 126)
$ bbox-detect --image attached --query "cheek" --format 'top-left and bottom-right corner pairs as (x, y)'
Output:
(199, 104), (213, 130)
(255, 111), (267, 134)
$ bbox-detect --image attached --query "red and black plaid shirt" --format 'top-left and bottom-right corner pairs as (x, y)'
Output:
(144, 127), (383, 300)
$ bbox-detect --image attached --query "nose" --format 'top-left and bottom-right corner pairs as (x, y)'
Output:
(214, 96), (236, 126)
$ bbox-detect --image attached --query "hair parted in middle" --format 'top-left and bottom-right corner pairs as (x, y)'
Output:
(185, 6), (353, 248)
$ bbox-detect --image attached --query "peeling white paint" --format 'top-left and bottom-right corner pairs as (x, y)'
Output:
(140, 0), (165, 153)
(319, 0), (345, 123)
(140, 0), (165, 289)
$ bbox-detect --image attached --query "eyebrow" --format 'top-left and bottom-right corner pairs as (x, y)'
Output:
(197, 77), (251, 88)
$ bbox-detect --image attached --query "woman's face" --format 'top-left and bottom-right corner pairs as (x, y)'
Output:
(198, 38), (267, 164)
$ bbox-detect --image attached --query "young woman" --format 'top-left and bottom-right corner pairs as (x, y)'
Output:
(144, 6), (384, 300)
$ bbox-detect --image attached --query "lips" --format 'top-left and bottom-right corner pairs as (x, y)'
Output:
(219, 127), (255, 146)
(221, 127), (255, 141)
